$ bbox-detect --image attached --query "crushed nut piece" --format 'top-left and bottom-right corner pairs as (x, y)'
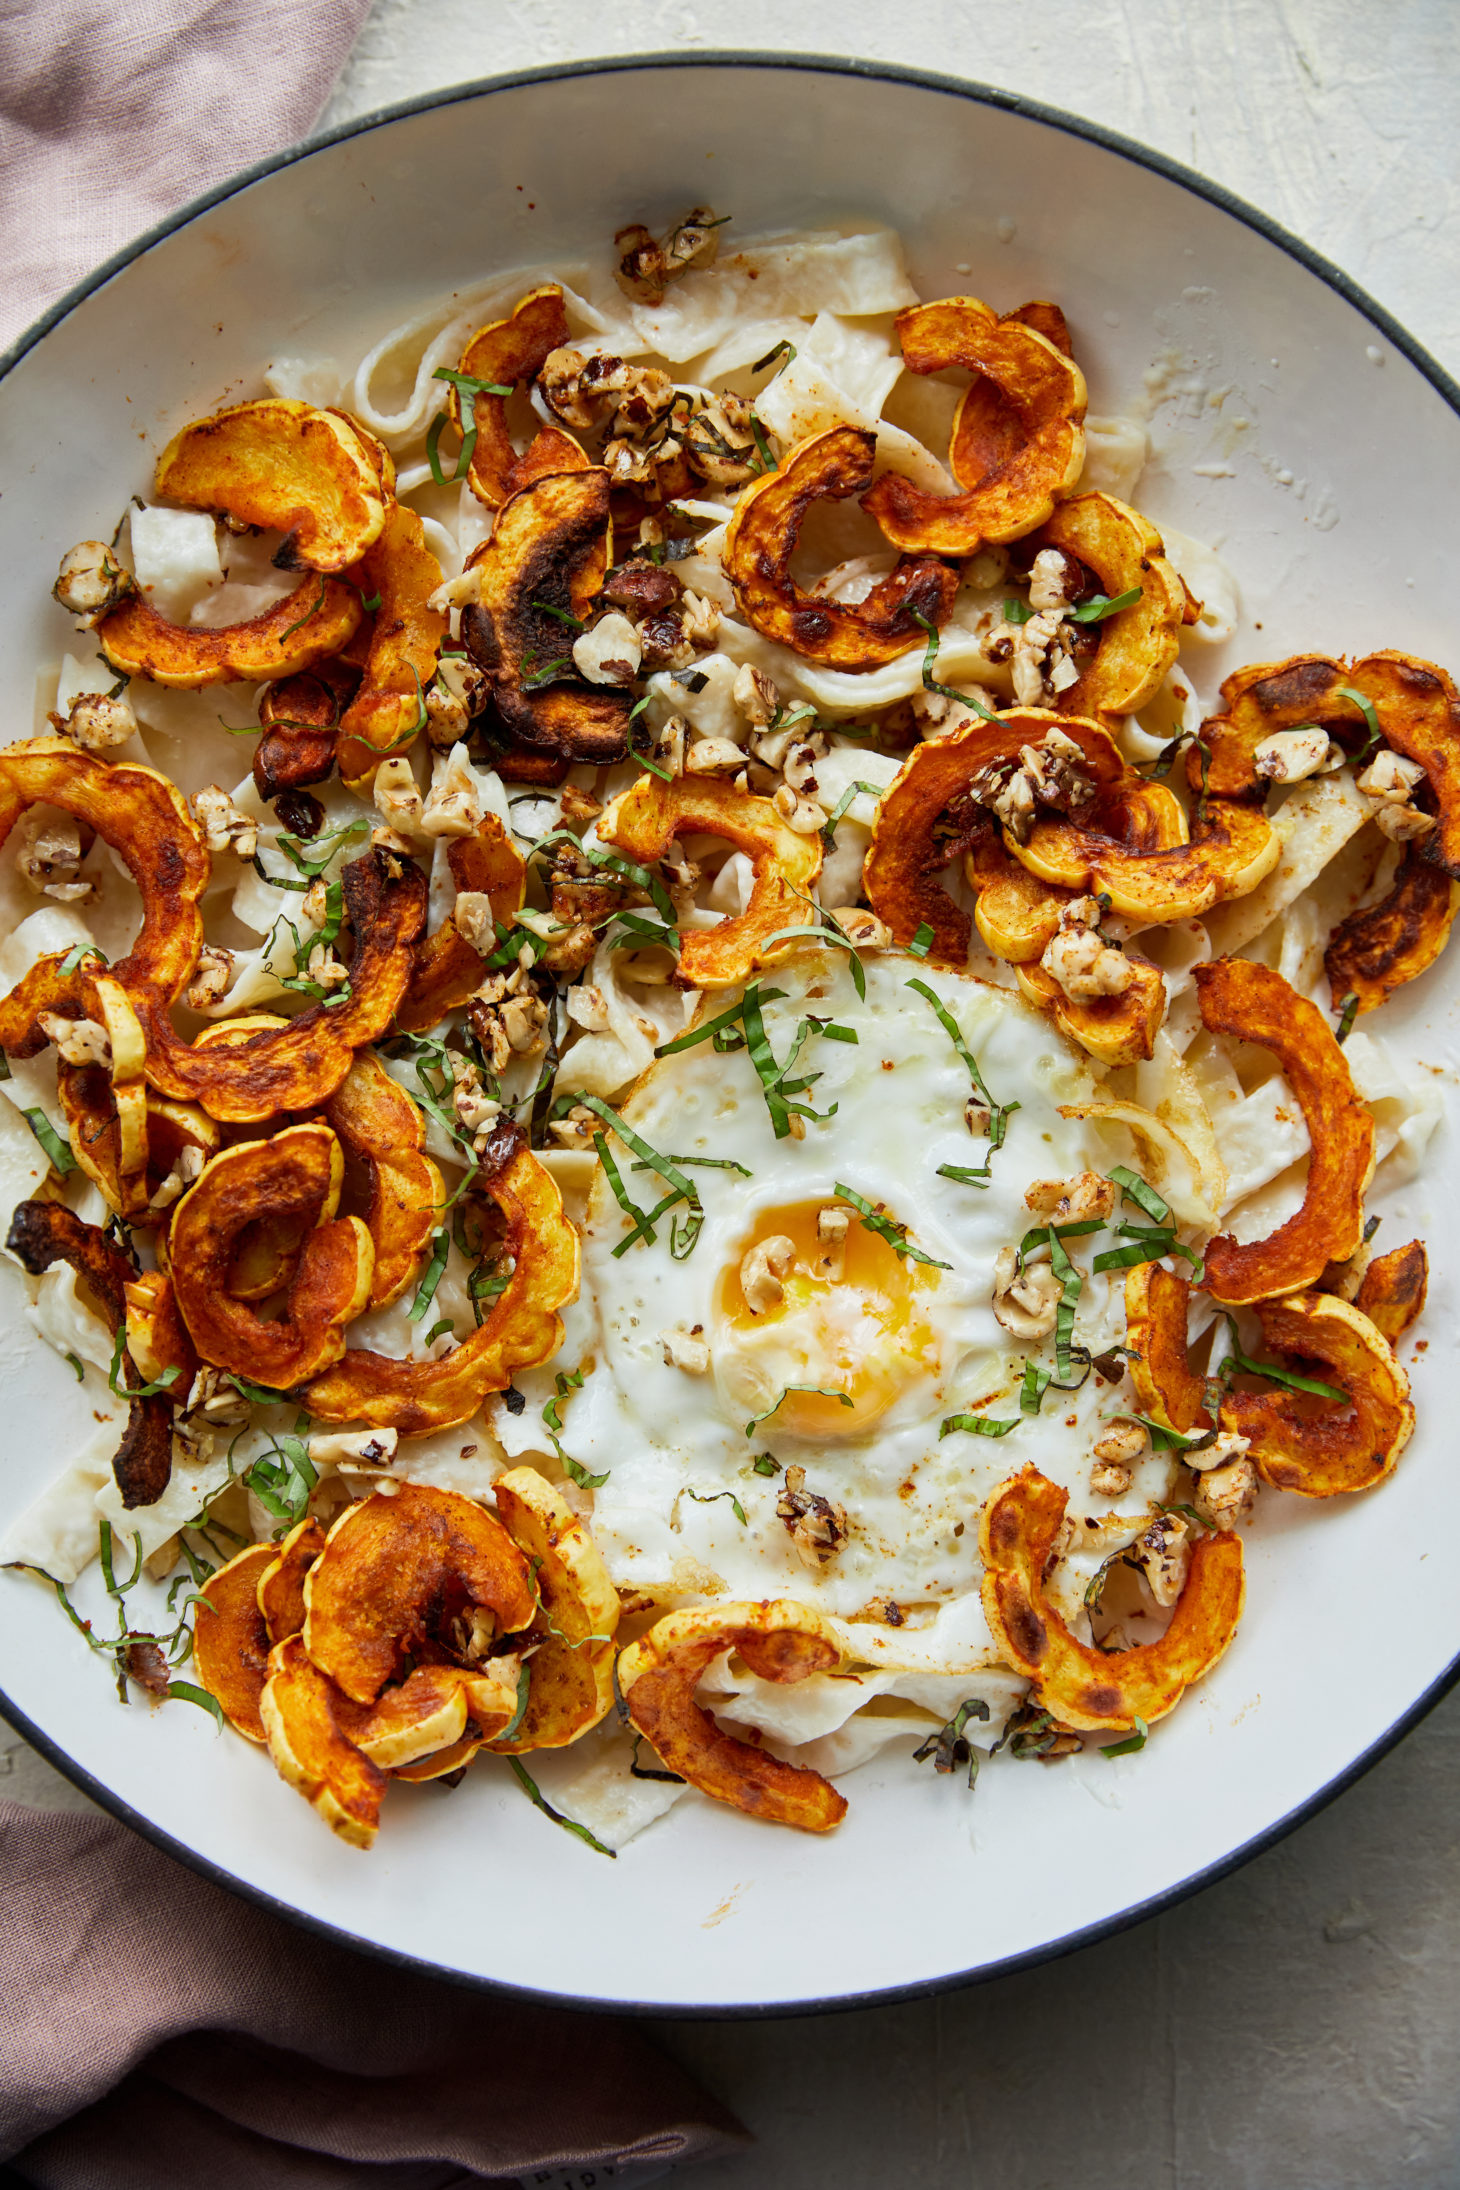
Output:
(1186, 1427), (1252, 1473)
(815, 1204), (852, 1282)
(1025, 1172), (1117, 1222)
(771, 784), (827, 835)
(733, 663), (780, 728)
(192, 784), (259, 862)
(372, 755), (425, 838)
(1093, 1417), (1150, 1467)
(1194, 1455), (1259, 1531)
(740, 1234), (796, 1315)
(776, 1465), (850, 1569)
(662, 1323), (711, 1374)
(65, 690), (136, 752)
(500, 992), (548, 1053)
(547, 1103), (597, 1146)
(683, 392), (760, 487)
(1134, 1511), (1190, 1607)
(420, 745), (483, 839)
(37, 1012), (110, 1068)
(1041, 922), (1134, 1000)
(573, 609), (642, 686)
(684, 735), (745, 776)
(308, 1427), (401, 1468)
(148, 1141), (206, 1212)
(53, 540), (134, 627)
(826, 906), (890, 949)
(1027, 547), (1082, 613)
(15, 809), (92, 900)
(1253, 727), (1335, 783)
(991, 1244), (1061, 1339)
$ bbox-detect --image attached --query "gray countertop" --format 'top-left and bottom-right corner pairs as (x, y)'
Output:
(12, 4), (1460, 2180)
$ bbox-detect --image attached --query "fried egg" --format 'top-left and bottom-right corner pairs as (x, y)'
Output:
(559, 949), (1179, 1658)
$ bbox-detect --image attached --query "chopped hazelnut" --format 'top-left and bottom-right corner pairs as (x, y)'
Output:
(53, 541), (133, 627)
(826, 906), (890, 949)
(1025, 1172), (1117, 1222)
(192, 785), (259, 862)
(733, 663), (780, 728)
(1134, 1511), (1190, 1606)
(37, 1012), (110, 1068)
(662, 1324), (711, 1374)
(1194, 1455), (1259, 1531)
(15, 809), (92, 900)
(740, 1234), (796, 1315)
(184, 946), (234, 1012)
(65, 691), (136, 753)
(1253, 727), (1335, 783)
(572, 610), (642, 687)
(991, 1244), (1061, 1340)
(771, 784), (828, 835)
(1041, 922), (1134, 1000)
(776, 1465), (850, 1569)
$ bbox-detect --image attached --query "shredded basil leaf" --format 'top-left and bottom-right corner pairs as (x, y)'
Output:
(498, 1661), (532, 1745)
(106, 1325), (181, 1401)
(1333, 683), (1384, 759)
(907, 978), (1019, 1180)
(1067, 586), (1143, 624)
(1002, 598), (1034, 625)
(751, 1453), (781, 1476)
(1101, 1715), (1149, 1757)
(1335, 992), (1359, 1044)
(744, 1385), (854, 1438)
(507, 1755), (616, 1856)
(913, 1696), (990, 1789)
(940, 1413), (1019, 1439)
(278, 580), (327, 643)
(910, 610), (996, 719)
(1215, 1315), (1348, 1402)
(685, 1488), (748, 1526)
(21, 1107), (76, 1174)
(833, 1181), (951, 1269)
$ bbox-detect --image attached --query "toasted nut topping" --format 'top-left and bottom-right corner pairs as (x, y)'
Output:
(965, 1096), (992, 1137)
(373, 756), (425, 837)
(680, 590), (722, 648)
(684, 735), (746, 777)
(1187, 1427), (1251, 1473)
(662, 1323), (711, 1374)
(771, 784), (828, 835)
(1194, 1455), (1258, 1531)
(992, 1244), (1061, 1339)
(499, 993), (548, 1053)
(1025, 1172), (1117, 1222)
(613, 207), (722, 305)
(1134, 1511), (1190, 1607)
(38, 1012), (110, 1068)
(826, 906), (890, 949)
(308, 1428), (401, 1469)
(1357, 748), (1426, 802)
(148, 1141), (206, 1212)
(782, 735), (826, 797)
(54, 541), (134, 627)
(451, 890), (494, 956)
(741, 1234), (796, 1315)
(733, 663), (780, 727)
(193, 785), (258, 861)
(573, 610), (642, 687)
(1027, 547), (1081, 613)
(1011, 607), (1077, 706)
(185, 945), (235, 1012)
(65, 691), (136, 752)
(1041, 922), (1134, 999)
(420, 746), (483, 839)
(1093, 1417), (1149, 1467)
(1090, 1458), (1133, 1497)
(548, 1103), (597, 1146)
(15, 809), (92, 900)
(776, 1465), (850, 1569)
(1374, 801), (1438, 844)
(816, 1203), (852, 1281)
(1253, 727), (1335, 783)
(683, 394), (760, 487)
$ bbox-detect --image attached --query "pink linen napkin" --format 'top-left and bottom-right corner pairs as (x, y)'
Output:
(0, 1799), (747, 2184)
(0, 0), (375, 351)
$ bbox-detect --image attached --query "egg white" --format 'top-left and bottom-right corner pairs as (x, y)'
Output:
(565, 948), (1178, 1658)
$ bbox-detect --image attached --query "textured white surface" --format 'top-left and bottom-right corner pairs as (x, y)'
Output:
(9, 3), (1460, 2180)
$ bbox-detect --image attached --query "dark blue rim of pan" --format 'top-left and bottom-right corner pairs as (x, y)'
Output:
(1, 51), (1457, 2023)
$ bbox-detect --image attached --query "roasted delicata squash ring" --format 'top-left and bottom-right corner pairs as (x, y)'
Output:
(1013, 795), (1279, 922)
(863, 710), (1127, 964)
(260, 1635), (387, 1849)
(860, 297), (1087, 555)
(1221, 1293), (1415, 1498)
(5, 1200), (175, 1508)
(304, 1140), (579, 1435)
(324, 1052), (443, 1310)
(1125, 1262), (1212, 1435)
(462, 469), (633, 769)
(338, 1659), (521, 1769)
(1196, 653), (1460, 843)
(1354, 1240), (1428, 1344)
(253, 660), (357, 804)
(154, 397), (389, 572)
(450, 284), (587, 508)
(617, 1600), (849, 1832)
(142, 852), (427, 1122)
(122, 1268), (196, 1395)
(60, 1072), (221, 1225)
(302, 1481), (535, 1706)
(1016, 951), (1166, 1066)
(980, 1466), (1245, 1732)
(337, 502), (449, 786)
(0, 740), (209, 1055)
(1324, 846), (1460, 1020)
(1025, 492), (1187, 717)
(395, 810), (527, 1033)
(97, 576), (363, 689)
(168, 1124), (375, 1386)
(257, 1517), (327, 1644)
(722, 426), (959, 669)
(597, 772), (823, 990)
(192, 1542), (277, 1742)
(966, 835), (1072, 963)
(485, 1468), (620, 1753)
(1193, 957), (1375, 1302)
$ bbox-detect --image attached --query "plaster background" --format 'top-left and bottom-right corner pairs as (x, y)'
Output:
(9, 3), (1459, 2182)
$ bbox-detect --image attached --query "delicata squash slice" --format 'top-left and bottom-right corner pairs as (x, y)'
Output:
(450, 283), (587, 507)
(395, 809), (526, 1033)
(1023, 492), (1187, 718)
(192, 1542), (276, 1743)
(324, 1052), (443, 1310)
(1196, 653), (1460, 862)
(304, 1138), (579, 1435)
(863, 710), (1129, 965)
(485, 1468), (620, 1753)
(1354, 1239), (1429, 1344)
(462, 468), (633, 770)
(97, 577), (363, 689)
(5, 1200), (176, 1508)
(168, 1124), (375, 1387)
(1125, 1262), (1211, 1435)
(1324, 845), (1460, 1020)
(257, 1517), (328, 1644)
(153, 397), (389, 572)
(1016, 951), (1166, 1068)
(980, 1467), (1245, 1733)
(1193, 958), (1375, 1302)
(336, 501), (449, 786)
(303, 1481), (535, 1706)
(618, 1600), (849, 1833)
(142, 851), (428, 1122)
(597, 772), (823, 990)
(861, 297), (1087, 556)
(0, 740), (208, 1054)
(259, 1635), (387, 1849)
(1013, 791), (1279, 922)
(723, 426), (959, 669)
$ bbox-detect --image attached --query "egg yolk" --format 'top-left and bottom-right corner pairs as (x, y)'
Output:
(715, 1199), (942, 1436)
